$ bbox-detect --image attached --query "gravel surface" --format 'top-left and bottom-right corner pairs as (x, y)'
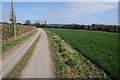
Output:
(20, 28), (54, 78)
(2, 28), (40, 78)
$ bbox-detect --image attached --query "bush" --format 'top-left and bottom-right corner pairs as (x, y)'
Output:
(2, 24), (35, 41)
(2, 24), (14, 41)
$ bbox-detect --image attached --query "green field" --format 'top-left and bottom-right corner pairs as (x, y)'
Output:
(47, 28), (119, 78)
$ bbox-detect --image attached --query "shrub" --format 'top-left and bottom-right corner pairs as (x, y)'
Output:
(2, 24), (35, 41)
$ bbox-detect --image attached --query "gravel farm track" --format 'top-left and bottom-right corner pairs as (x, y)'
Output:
(1, 28), (54, 78)
(19, 28), (54, 78)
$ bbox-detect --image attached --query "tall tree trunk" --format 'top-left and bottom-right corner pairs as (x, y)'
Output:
(11, 0), (16, 39)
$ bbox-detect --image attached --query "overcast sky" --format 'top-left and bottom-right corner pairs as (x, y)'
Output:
(2, 1), (119, 25)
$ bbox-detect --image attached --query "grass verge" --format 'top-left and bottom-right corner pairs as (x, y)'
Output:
(2, 30), (36, 54)
(46, 28), (119, 79)
(45, 29), (108, 78)
(5, 34), (40, 78)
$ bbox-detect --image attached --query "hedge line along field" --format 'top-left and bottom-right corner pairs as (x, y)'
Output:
(2, 24), (36, 54)
(2, 24), (35, 41)
(47, 28), (119, 79)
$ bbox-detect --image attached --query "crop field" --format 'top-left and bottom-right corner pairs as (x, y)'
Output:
(47, 28), (119, 78)
(45, 29), (108, 78)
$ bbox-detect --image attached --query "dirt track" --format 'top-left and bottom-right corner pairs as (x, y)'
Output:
(19, 28), (54, 78)
(2, 28), (40, 78)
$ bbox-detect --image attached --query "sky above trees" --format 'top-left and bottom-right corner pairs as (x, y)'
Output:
(2, 1), (118, 25)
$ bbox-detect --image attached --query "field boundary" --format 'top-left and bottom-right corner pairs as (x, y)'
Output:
(44, 30), (56, 78)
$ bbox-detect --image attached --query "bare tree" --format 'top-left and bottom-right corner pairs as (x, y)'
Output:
(11, 0), (16, 39)
(44, 21), (47, 25)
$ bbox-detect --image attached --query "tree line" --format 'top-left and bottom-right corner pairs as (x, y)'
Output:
(38, 23), (119, 33)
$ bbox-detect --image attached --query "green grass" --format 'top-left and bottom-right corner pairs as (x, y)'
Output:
(46, 28), (119, 79)
(6, 34), (40, 78)
(45, 29), (108, 78)
(2, 31), (35, 54)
